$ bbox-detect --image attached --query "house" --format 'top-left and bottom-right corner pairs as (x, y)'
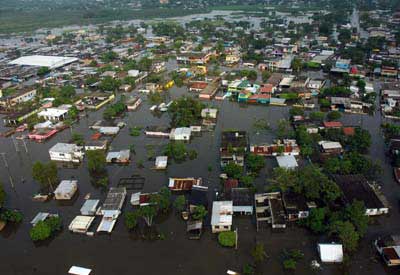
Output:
(155, 156), (168, 169)
(170, 127), (191, 141)
(168, 177), (202, 191)
(106, 150), (130, 164)
(201, 108), (218, 119)
(49, 143), (84, 163)
(323, 121), (343, 129)
(331, 59), (351, 73)
(54, 180), (78, 200)
(189, 82), (208, 93)
(334, 174), (389, 216)
(84, 140), (108, 151)
(374, 235), (400, 266)
(38, 106), (71, 122)
(276, 155), (298, 170)
(250, 139), (300, 156)
(189, 185), (209, 211)
(126, 97), (142, 111)
(145, 126), (171, 138)
(0, 88), (37, 107)
(220, 131), (247, 167)
(231, 188), (253, 215)
(318, 141), (343, 155)
(211, 201), (233, 233)
(68, 266), (92, 275)
(69, 216), (95, 234)
(254, 192), (286, 231)
(97, 187), (127, 233)
(187, 220), (203, 240)
(282, 192), (310, 221)
(318, 243), (343, 263)
(80, 199), (100, 216)
(30, 212), (59, 226)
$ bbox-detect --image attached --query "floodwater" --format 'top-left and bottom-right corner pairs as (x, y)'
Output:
(0, 78), (400, 275)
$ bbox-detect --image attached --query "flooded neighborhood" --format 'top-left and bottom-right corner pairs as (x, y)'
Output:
(0, 1), (400, 275)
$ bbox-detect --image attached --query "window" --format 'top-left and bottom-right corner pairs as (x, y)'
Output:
(224, 226), (229, 229)
(214, 226), (219, 229)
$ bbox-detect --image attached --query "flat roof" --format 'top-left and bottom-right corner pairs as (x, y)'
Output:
(211, 201), (233, 226)
(9, 55), (78, 69)
(318, 243), (343, 263)
(276, 155), (298, 169)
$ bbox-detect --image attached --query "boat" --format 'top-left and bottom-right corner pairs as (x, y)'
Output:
(150, 105), (157, 111)
(394, 167), (400, 183)
(32, 193), (51, 202)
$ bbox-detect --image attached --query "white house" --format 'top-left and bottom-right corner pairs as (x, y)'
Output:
(54, 180), (78, 200)
(170, 127), (191, 141)
(155, 156), (168, 169)
(49, 143), (84, 163)
(38, 105), (71, 121)
(318, 243), (343, 263)
(211, 201), (233, 233)
(68, 216), (95, 234)
(276, 155), (298, 170)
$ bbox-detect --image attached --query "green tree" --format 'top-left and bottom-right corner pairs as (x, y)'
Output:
(168, 97), (205, 127)
(125, 212), (138, 230)
(32, 161), (58, 189)
(0, 209), (23, 223)
(327, 111), (342, 121)
(276, 119), (294, 139)
(224, 162), (243, 179)
(138, 205), (157, 227)
(173, 195), (186, 212)
(192, 205), (207, 220)
(71, 132), (84, 146)
(246, 154), (265, 174)
(218, 231), (236, 247)
(289, 107), (305, 117)
(99, 76), (121, 91)
(242, 264), (255, 275)
(30, 221), (52, 241)
(150, 187), (171, 213)
(87, 150), (106, 173)
(309, 111), (325, 122)
(164, 142), (187, 162)
(252, 243), (267, 263)
(303, 208), (328, 233)
(291, 57), (303, 72)
(344, 200), (369, 237)
(349, 128), (371, 153)
(37, 67), (50, 76)
(329, 221), (359, 252)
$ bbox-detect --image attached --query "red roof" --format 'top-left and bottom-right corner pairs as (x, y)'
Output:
(224, 179), (239, 193)
(249, 94), (271, 100)
(342, 127), (355, 136)
(190, 82), (208, 90)
(323, 121), (343, 128)
(260, 84), (273, 94)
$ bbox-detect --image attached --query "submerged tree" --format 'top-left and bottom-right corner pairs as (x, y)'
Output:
(32, 161), (58, 189)
(138, 205), (157, 227)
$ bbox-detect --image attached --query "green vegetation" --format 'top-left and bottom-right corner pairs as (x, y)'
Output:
(327, 111), (342, 121)
(87, 150), (106, 174)
(0, 209), (23, 223)
(168, 97), (205, 127)
(218, 231), (236, 247)
(281, 249), (304, 270)
(103, 101), (126, 120)
(252, 243), (267, 263)
(224, 162), (243, 179)
(125, 212), (139, 230)
(164, 142), (188, 162)
(37, 67), (50, 76)
(32, 161), (58, 189)
(173, 195), (186, 212)
(29, 216), (62, 242)
(246, 154), (265, 175)
(71, 132), (84, 146)
(130, 126), (142, 137)
(192, 205), (208, 220)
(99, 76), (121, 91)
(150, 187), (171, 213)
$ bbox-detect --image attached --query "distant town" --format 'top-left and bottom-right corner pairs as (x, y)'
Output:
(0, 0), (400, 274)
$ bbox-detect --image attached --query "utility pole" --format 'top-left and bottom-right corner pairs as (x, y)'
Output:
(12, 136), (19, 152)
(22, 139), (29, 154)
(0, 152), (8, 168)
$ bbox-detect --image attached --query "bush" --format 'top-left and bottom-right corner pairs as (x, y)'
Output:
(218, 231), (236, 247)
(164, 142), (187, 162)
(0, 209), (23, 223)
(30, 216), (62, 241)
(327, 111), (342, 121)
(224, 162), (243, 179)
(125, 212), (138, 230)
(188, 150), (198, 160)
(130, 126), (142, 137)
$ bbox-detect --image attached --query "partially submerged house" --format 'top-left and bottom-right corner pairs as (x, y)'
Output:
(276, 155), (298, 170)
(49, 143), (84, 163)
(170, 127), (192, 141)
(97, 187), (127, 233)
(106, 150), (130, 164)
(155, 156), (168, 169)
(54, 180), (78, 200)
(254, 192), (286, 231)
(231, 188), (253, 215)
(211, 201), (233, 233)
(334, 174), (389, 216)
(220, 130), (247, 167)
(80, 199), (100, 216)
(168, 177), (202, 191)
(318, 243), (344, 263)
(69, 216), (95, 234)
(375, 235), (400, 266)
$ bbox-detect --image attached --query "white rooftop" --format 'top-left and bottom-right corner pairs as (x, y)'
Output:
(276, 155), (298, 169)
(211, 201), (233, 226)
(38, 108), (69, 118)
(318, 243), (343, 263)
(49, 143), (80, 154)
(9, 55), (78, 69)
(68, 266), (92, 275)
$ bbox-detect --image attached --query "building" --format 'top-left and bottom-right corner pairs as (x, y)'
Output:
(375, 235), (400, 266)
(0, 88), (37, 107)
(54, 180), (78, 200)
(97, 187), (127, 233)
(220, 131), (247, 167)
(211, 201), (233, 233)
(106, 150), (130, 164)
(49, 143), (84, 163)
(318, 141), (343, 155)
(155, 156), (168, 169)
(276, 155), (298, 170)
(318, 243), (343, 263)
(255, 192), (286, 231)
(250, 139), (300, 157)
(231, 188), (253, 215)
(38, 106), (71, 122)
(168, 177), (202, 191)
(282, 192), (310, 222)
(9, 55), (78, 69)
(334, 174), (389, 216)
(80, 200), (100, 216)
(69, 216), (95, 234)
(170, 127), (191, 141)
